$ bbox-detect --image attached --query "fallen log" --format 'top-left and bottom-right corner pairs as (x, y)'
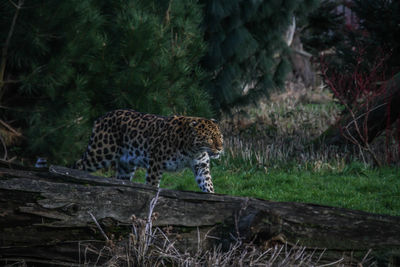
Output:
(0, 163), (399, 265)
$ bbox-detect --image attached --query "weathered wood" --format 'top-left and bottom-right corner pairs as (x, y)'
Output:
(0, 164), (400, 265)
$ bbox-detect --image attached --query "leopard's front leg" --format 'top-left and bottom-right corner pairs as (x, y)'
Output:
(145, 158), (163, 188)
(192, 152), (214, 193)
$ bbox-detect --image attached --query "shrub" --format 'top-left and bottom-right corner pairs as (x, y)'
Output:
(320, 47), (399, 165)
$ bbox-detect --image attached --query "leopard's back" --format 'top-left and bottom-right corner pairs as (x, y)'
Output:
(75, 109), (163, 170)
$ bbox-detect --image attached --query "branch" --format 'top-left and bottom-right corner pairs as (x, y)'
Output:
(88, 211), (110, 241)
(344, 103), (388, 130)
(292, 48), (312, 59)
(285, 16), (296, 47)
(0, 135), (7, 160)
(0, 119), (22, 137)
(3, 79), (20, 84)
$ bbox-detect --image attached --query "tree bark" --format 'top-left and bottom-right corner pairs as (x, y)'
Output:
(0, 163), (400, 265)
(289, 31), (315, 88)
(318, 72), (400, 147)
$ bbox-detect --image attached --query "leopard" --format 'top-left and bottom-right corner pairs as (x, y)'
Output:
(74, 109), (223, 193)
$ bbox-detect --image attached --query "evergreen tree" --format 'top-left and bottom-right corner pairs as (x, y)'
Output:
(200, 0), (319, 111)
(301, 0), (345, 55)
(352, 0), (400, 74)
(0, 0), (211, 164)
(310, 0), (399, 80)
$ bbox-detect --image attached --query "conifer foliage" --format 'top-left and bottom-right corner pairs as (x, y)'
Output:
(301, 0), (345, 55)
(200, 0), (318, 110)
(352, 0), (400, 74)
(0, 0), (211, 164)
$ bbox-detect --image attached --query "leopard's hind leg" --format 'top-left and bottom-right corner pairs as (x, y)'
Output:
(75, 120), (119, 172)
(75, 146), (117, 172)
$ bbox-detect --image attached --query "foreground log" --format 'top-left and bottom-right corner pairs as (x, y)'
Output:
(1, 164), (400, 266)
(318, 72), (400, 148)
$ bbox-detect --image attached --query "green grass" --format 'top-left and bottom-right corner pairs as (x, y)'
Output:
(125, 162), (400, 217)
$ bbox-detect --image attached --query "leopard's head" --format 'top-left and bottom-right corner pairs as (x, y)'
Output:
(189, 118), (223, 159)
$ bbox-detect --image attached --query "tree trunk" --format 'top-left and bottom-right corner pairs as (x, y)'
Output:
(318, 72), (400, 147)
(289, 31), (315, 88)
(1, 163), (400, 265)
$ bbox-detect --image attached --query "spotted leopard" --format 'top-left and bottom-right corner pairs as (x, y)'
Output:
(74, 109), (223, 193)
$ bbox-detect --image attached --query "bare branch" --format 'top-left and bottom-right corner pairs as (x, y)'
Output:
(3, 79), (20, 84)
(0, 119), (22, 137)
(285, 16), (296, 46)
(0, 135), (7, 160)
(88, 211), (110, 241)
(292, 48), (312, 59)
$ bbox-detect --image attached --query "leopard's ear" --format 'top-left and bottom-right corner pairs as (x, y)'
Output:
(210, 118), (218, 124)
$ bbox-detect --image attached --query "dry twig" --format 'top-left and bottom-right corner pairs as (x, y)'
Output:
(88, 211), (109, 241)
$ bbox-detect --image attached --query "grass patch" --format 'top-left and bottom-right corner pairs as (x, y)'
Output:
(121, 162), (399, 217)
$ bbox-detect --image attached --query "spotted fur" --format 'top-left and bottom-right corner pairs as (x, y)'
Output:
(74, 109), (223, 193)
